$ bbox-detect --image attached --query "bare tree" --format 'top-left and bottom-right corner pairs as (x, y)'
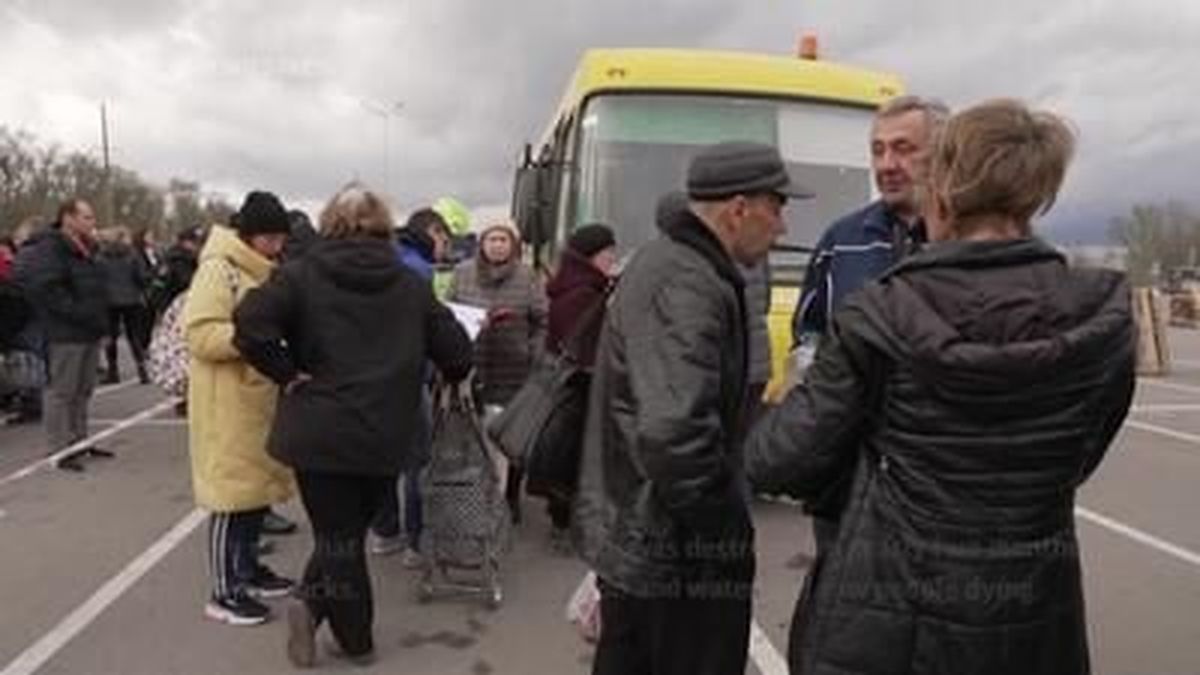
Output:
(1110, 202), (1200, 286)
(0, 126), (223, 241)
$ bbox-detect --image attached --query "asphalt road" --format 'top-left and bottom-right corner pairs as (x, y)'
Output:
(1, 330), (1198, 675)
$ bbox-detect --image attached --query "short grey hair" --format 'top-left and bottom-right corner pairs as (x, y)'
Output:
(876, 95), (951, 134)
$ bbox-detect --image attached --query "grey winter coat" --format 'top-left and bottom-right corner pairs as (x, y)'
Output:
(448, 253), (547, 405)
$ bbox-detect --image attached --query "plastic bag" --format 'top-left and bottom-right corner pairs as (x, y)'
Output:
(565, 571), (602, 643)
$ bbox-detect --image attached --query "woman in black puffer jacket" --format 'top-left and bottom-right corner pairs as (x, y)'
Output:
(233, 185), (473, 668)
(746, 99), (1135, 675)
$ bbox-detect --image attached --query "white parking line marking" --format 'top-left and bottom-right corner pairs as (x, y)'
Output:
(94, 380), (137, 397)
(0, 508), (205, 675)
(90, 418), (186, 428)
(0, 399), (178, 490)
(1076, 507), (1200, 569)
(1123, 419), (1200, 449)
(1129, 404), (1200, 413)
(1138, 378), (1200, 396)
(750, 619), (789, 675)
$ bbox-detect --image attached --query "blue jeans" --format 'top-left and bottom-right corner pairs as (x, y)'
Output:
(371, 393), (431, 548)
(371, 471), (423, 549)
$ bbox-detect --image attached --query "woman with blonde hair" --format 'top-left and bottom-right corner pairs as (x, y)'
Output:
(234, 184), (472, 667)
(746, 99), (1136, 674)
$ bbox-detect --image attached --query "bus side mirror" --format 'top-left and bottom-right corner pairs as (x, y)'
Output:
(512, 162), (544, 246)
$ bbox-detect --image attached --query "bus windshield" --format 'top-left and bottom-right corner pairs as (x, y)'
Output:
(573, 94), (875, 281)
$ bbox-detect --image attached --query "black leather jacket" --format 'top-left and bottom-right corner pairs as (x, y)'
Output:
(574, 205), (754, 598)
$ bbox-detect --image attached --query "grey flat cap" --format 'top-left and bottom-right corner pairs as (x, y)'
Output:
(687, 141), (814, 201)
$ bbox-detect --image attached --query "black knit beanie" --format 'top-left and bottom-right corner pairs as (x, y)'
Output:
(568, 223), (616, 257)
(234, 191), (290, 237)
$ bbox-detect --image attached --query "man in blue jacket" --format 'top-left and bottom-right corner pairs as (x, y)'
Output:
(369, 207), (451, 565)
(791, 96), (949, 345)
(789, 96), (948, 554)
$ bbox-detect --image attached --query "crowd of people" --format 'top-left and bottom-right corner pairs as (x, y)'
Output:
(0, 95), (1135, 675)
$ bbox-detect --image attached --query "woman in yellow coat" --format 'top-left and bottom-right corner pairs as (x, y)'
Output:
(185, 191), (295, 626)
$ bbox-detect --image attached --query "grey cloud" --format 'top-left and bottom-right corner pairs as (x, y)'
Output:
(4, 0), (191, 36)
(2, 0), (1197, 240)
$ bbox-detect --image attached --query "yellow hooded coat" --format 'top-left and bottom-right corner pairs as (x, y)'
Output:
(184, 226), (294, 512)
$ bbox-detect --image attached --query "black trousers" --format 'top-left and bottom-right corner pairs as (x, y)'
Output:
(105, 304), (146, 376)
(547, 495), (571, 530)
(295, 471), (393, 656)
(592, 579), (753, 675)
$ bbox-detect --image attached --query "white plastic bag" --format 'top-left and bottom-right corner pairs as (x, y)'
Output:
(565, 571), (602, 643)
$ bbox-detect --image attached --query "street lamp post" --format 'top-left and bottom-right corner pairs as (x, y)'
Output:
(360, 99), (404, 198)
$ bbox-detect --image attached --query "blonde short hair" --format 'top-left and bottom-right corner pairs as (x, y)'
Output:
(318, 184), (394, 239)
(928, 99), (1075, 235)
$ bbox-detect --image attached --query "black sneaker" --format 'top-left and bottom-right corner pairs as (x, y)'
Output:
(262, 510), (298, 535)
(204, 594), (271, 626)
(247, 566), (295, 599)
(54, 456), (85, 472)
(7, 409), (41, 425)
(83, 446), (115, 459)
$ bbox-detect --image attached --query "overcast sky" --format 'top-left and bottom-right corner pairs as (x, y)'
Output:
(1, 0), (1196, 242)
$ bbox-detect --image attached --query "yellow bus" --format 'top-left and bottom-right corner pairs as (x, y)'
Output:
(511, 47), (903, 393)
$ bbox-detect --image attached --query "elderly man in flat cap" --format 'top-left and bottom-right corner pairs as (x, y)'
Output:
(574, 142), (809, 675)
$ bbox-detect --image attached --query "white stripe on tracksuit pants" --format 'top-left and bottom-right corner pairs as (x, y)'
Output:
(208, 509), (265, 600)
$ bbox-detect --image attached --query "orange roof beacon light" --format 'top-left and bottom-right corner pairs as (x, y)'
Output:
(799, 32), (819, 61)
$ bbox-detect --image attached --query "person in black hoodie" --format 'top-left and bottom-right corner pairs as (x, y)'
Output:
(97, 227), (150, 384)
(6, 224), (50, 425)
(233, 184), (472, 668)
(745, 99), (1136, 675)
(367, 207), (450, 564)
(20, 199), (112, 470)
(282, 209), (319, 261)
(130, 227), (162, 357)
(147, 227), (203, 318)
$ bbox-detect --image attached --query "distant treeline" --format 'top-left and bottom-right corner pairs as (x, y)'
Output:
(0, 126), (234, 238)
(1109, 202), (1200, 286)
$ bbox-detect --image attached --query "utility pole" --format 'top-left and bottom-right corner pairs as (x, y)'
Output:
(360, 99), (404, 198)
(100, 102), (114, 226)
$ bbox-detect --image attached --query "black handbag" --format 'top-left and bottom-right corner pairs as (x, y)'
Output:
(485, 355), (583, 463)
(522, 365), (591, 500)
(485, 290), (609, 499)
